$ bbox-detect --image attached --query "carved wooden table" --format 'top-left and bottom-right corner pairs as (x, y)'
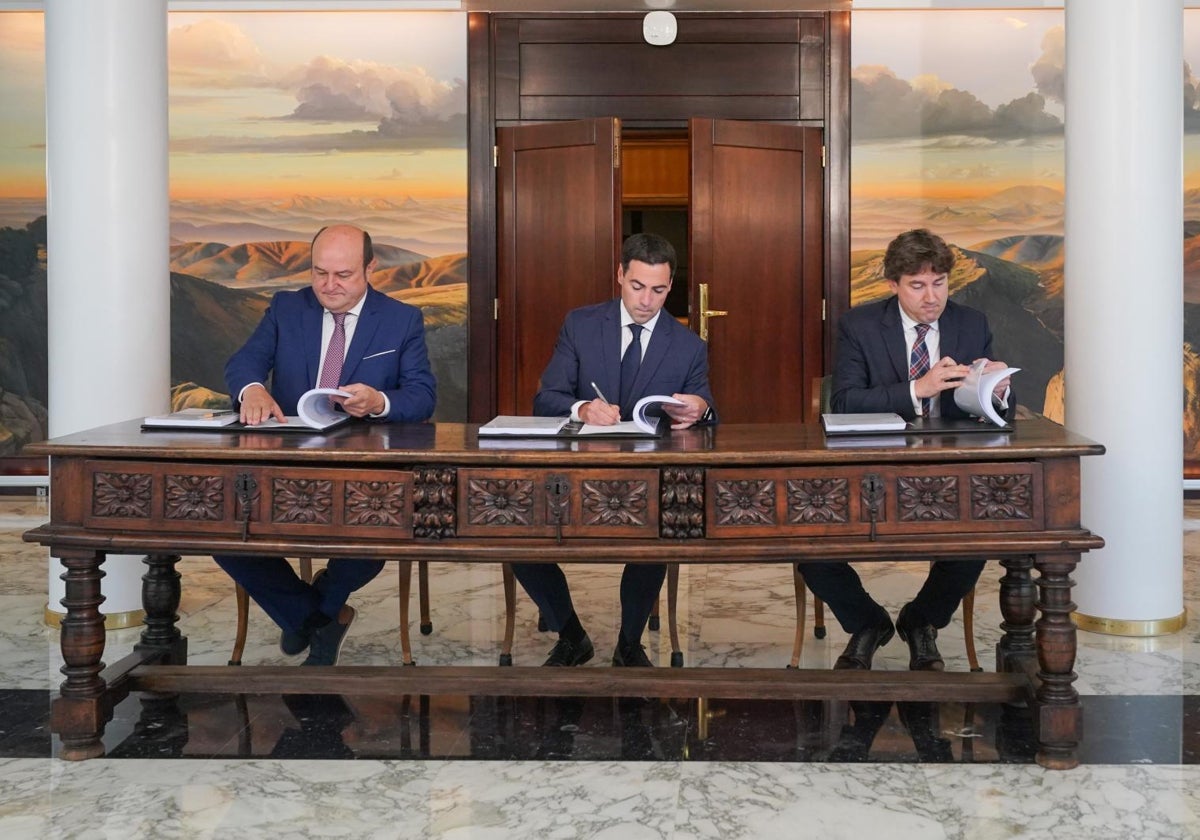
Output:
(23, 418), (1103, 767)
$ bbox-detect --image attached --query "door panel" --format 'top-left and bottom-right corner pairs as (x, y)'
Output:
(690, 118), (824, 423)
(496, 119), (621, 415)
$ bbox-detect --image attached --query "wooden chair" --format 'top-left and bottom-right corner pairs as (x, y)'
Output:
(802, 375), (981, 672)
(229, 559), (432, 666)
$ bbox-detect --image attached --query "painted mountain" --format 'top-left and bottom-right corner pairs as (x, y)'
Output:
(0, 217), (48, 456)
(170, 240), (468, 423)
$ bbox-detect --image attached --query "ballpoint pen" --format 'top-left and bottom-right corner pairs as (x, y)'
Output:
(589, 381), (610, 404)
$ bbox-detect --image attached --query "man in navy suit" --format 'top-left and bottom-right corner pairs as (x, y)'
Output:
(215, 224), (436, 666)
(803, 229), (1013, 672)
(514, 232), (716, 668)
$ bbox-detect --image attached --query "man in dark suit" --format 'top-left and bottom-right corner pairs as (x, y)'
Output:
(514, 232), (716, 668)
(215, 223), (436, 666)
(803, 228), (1013, 672)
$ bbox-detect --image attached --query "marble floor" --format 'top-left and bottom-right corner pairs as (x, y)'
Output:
(2, 493), (1200, 838)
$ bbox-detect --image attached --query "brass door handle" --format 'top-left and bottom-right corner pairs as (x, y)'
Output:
(698, 283), (728, 342)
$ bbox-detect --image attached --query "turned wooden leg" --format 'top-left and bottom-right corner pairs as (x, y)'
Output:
(813, 596), (826, 639)
(500, 563), (516, 666)
(997, 555), (1037, 671)
(667, 563), (682, 667)
(649, 593), (661, 632)
(398, 561), (415, 665)
(789, 566), (808, 669)
(137, 553), (187, 666)
(1033, 552), (1081, 770)
(52, 548), (110, 761)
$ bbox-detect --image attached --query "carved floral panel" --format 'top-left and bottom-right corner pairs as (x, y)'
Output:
(467, 478), (535, 527)
(272, 478), (333, 525)
(164, 474), (224, 521)
(714, 479), (776, 526)
(897, 475), (959, 521)
(92, 471), (152, 519)
(970, 473), (1033, 520)
(786, 477), (849, 524)
(581, 479), (649, 527)
(345, 480), (407, 527)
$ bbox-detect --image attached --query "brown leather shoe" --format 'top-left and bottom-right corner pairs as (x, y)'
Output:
(833, 613), (895, 670)
(896, 603), (944, 671)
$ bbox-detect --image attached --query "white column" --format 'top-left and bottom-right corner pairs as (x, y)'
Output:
(44, 0), (170, 625)
(1065, 0), (1184, 634)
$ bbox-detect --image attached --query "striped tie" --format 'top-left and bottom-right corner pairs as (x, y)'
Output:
(909, 323), (931, 418)
(318, 312), (347, 390)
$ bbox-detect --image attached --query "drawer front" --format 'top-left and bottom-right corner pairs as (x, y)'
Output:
(82, 460), (415, 540)
(706, 462), (1044, 538)
(457, 468), (659, 538)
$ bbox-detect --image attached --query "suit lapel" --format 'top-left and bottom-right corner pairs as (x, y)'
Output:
(339, 288), (379, 385)
(303, 292), (324, 388)
(602, 300), (623, 401)
(881, 298), (908, 383)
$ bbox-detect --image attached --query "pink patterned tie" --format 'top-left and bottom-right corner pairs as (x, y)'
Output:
(909, 322), (931, 418)
(318, 312), (346, 390)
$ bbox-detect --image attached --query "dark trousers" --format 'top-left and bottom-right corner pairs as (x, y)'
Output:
(799, 559), (985, 633)
(510, 562), (666, 643)
(213, 555), (385, 634)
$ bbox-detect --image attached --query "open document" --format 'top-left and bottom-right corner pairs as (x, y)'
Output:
(577, 395), (685, 436)
(954, 360), (1020, 427)
(246, 388), (353, 432)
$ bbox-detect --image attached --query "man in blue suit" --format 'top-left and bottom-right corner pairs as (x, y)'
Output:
(802, 228), (1013, 672)
(215, 224), (436, 666)
(514, 233), (716, 667)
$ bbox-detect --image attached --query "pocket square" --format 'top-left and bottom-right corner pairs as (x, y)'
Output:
(362, 349), (397, 360)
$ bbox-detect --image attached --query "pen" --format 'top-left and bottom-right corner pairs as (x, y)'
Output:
(590, 381), (610, 404)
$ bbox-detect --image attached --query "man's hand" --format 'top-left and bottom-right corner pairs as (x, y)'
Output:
(239, 384), (286, 425)
(661, 394), (708, 430)
(915, 356), (970, 399)
(340, 383), (386, 418)
(975, 358), (1013, 401)
(580, 398), (620, 426)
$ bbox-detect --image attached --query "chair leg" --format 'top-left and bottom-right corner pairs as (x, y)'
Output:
(813, 596), (827, 639)
(667, 563), (683, 667)
(230, 583), (250, 666)
(298, 557), (313, 583)
(500, 563), (516, 666)
(789, 567), (808, 668)
(963, 585), (982, 672)
(397, 561), (415, 665)
(418, 560), (432, 635)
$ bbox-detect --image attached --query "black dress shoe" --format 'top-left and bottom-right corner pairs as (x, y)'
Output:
(543, 634), (594, 666)
(612, 637), (653, 667)
(896, 603), (944, 671)
(833, 613), (895, 670)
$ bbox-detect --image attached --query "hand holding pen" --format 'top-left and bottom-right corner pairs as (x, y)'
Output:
(583, 380), (621, 426)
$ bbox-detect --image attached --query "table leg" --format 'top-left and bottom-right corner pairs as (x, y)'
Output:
(136, 553), (187, 665)
(1033, 552), (1081, 770)
(997, 555), (1036, 670)
(51, 547), (110, 760)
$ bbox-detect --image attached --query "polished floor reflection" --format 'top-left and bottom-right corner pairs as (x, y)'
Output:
(4, 494), (1200, 838)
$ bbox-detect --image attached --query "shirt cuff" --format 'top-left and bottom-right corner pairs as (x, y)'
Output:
(368, 393), (392, 419)
(570, 400), (587, 422)
(237, 382), (267, 404)
(908, 381), (921, 416)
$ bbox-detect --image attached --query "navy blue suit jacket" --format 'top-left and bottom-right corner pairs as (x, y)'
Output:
(225, 285), (436, 423)
(533, 300), (715, 420)
(831, 296), (1010, 421)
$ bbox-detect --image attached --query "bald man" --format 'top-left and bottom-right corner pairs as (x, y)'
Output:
(215, 224), (436, 666)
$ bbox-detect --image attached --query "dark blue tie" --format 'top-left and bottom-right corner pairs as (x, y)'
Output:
(619, 323), (644, 418)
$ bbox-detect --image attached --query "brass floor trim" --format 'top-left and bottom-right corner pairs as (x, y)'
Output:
(1073, 608), (1187, 637)
(44, 605), (146, 631)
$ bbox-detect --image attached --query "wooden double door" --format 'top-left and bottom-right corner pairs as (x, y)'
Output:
(496, 116), (825, 423)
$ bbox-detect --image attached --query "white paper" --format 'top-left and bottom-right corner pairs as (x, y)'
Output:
(821, 412), (907, 433)
(953, 360), (1019, 427)
(577, 394), (685, 435)
(478, 415), (570, 436)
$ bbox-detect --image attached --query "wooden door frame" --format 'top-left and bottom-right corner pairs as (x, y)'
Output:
(466, 10), (851, 422)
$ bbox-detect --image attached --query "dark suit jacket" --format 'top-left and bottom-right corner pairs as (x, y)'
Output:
(831, 296), (1011, 421)
(225, 285), (436, 423)
(533, 300), (716, 420)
